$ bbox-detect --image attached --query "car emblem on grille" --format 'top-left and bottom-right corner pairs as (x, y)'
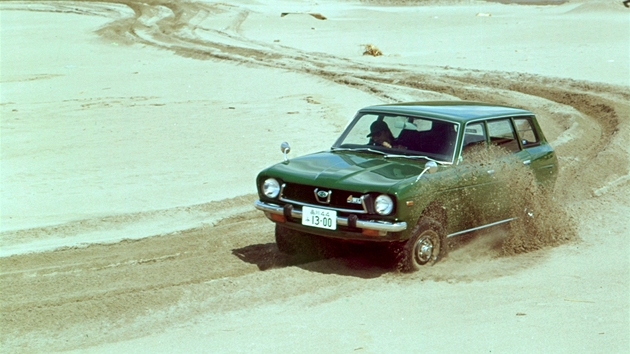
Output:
(314, 188), (332, 204)
(347, 195), (362, 205)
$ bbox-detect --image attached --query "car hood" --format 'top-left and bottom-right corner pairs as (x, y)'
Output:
(262, 150), (426, 193)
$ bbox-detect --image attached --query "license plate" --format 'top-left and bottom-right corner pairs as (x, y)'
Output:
(302, 206), (337, 230)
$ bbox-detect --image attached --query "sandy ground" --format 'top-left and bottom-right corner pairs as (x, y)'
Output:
(1, 0), (629, 352)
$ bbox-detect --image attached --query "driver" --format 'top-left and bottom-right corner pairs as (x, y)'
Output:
(367, 120), (406, 149)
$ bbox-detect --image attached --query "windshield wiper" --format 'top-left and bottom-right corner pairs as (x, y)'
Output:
(331, 146), (450, 163)
(383, 153), (444, 164)
(331, 146), (449, 163)
(331, 146), (388, 155)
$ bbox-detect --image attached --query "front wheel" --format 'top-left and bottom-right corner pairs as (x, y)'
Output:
(397, 217), (446, 272)
(275, 224), (306, 255)
(275, 224), (334, 258)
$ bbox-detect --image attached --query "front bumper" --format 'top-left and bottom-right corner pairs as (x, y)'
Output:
(254, 200), (408, 233)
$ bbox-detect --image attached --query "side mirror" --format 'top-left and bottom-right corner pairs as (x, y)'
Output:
(425, 161), (438, 174)
(415, 161), (438, 182)
(280, 142), (291, 161)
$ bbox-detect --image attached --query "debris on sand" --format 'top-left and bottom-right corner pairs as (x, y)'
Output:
(362, 44), (382, 57)
(280, 12), (327, 20)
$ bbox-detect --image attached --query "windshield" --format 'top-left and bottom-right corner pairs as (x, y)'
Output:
(333, 112), (459, 163)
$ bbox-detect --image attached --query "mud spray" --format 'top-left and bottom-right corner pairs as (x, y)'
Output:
(463, 145), (578, 256)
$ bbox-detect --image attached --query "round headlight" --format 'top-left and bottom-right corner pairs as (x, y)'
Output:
(262, 178), (280, 198)
(374, 194), (394, 215)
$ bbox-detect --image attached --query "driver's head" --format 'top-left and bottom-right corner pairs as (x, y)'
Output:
(367, 120), (391, 144)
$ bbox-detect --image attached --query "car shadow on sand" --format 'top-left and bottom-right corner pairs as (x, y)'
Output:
(231, 242), (398, 279)
(233, 228), (514, 279)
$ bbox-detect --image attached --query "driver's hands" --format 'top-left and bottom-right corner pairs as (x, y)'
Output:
(382, 141), (407, 149)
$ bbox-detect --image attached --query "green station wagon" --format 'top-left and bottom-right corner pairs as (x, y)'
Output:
(255, 101), (557, 271)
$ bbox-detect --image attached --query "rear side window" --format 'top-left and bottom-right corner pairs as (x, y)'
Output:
(487, 119), (520, 152)
(514, 117), (540, 147)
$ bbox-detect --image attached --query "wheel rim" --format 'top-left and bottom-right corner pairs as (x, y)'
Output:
(414, 235), (435, 265)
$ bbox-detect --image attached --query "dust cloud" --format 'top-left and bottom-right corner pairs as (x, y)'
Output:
(460, 145), (578, 256)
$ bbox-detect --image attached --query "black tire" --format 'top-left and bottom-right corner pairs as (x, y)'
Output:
(397, 217), (447, 272)
(275, 224), (300, 255)
(275, 224), (326, 257)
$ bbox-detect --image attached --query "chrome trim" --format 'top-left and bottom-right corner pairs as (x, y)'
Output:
(314, 188), (332, 204)
(447, 217), (516, 238)
(254, 200), (407, 232)
(360, 194), (369, 213)
(281, 141), (291, 161)
(278, 197), (368, 214)
(279, 183), (369, 213)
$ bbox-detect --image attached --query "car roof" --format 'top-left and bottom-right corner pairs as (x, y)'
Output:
(359, 101), (534, 124)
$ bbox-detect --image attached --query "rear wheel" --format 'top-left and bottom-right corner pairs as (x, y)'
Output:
(398, 217), (446, 272)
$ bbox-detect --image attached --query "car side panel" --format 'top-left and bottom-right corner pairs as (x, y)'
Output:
(525, 143), (558, 187)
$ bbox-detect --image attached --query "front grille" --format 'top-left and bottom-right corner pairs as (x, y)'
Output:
(280, 182), (369, 214)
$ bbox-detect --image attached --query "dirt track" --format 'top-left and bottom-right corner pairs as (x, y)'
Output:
(1, 0), (629, 352)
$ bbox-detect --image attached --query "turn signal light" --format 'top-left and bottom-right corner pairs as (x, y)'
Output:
(361, 229), (380, 237)
(270, 213), (286, 223)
